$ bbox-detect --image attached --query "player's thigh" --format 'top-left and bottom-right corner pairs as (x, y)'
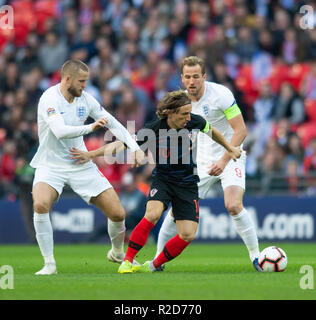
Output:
(69, 166), (113, 205)
(223, 185), (244, 215)
(144, 200), (165, 225)
(32, 182), (59, 213)
(220, 150), (246, 192)
(198, 175), (218, 199)
(176, 220), (198, 242)
(32, 167), (65, 213)
(90, 187), (125, 222)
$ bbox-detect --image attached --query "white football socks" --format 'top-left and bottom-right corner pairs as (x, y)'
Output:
(107, 219), (125, 255)
(154, 210), (177, 258)
(33, 212), (55, 265)
(231, 208), (260, 261)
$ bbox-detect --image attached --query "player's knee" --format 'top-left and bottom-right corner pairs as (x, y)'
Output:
(109, 208), (125, 222)
(225, 202), (243, 216)
(144, 211), (159, 225)
(178, 231), (195, 243)
(33, 200), (51, 213)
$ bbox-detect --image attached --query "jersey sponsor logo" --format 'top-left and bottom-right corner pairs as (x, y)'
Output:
(150, 188), (158, 197)
(77, 106), (86, 119)
(47, 107), (56, 117)
(202, 105), (209, 116)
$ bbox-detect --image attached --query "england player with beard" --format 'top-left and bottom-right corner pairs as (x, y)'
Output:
(30, 59), (144, 275)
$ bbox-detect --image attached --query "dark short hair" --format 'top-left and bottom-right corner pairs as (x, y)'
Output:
(156, 90), (191, 119)
(180, 56), (206, 75)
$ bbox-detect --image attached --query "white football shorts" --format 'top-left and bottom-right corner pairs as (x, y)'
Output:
(197, 150), (246, 199)
(33, 165), (112, 203)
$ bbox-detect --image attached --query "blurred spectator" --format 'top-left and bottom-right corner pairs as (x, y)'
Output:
(70, 24), (97, 62)
(0, 140), (17, 199)
(303, 138), (316, 195)
(1, 0), (316, 199)
(285, 134), (305, 164)
(272, 82), (305, 125)
(300, 59), (316, 100)
(38, 30), (68, 75)
(116, 87), (146, 132)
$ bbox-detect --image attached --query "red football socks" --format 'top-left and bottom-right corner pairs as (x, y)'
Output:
(153, 234), (190, 268)
(124, 217), (155, 263)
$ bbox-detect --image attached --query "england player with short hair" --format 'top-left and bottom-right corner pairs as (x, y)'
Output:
(155, 56), (262, 271)
(30, 59), (144, 275)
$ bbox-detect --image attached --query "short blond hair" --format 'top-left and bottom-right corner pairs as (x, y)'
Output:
(61, 59), (89, 78)
(156, 90), (191, 119)
(180, 56), (206, 75)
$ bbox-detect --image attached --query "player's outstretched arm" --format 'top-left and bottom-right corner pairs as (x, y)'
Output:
(70, 141), (126, 164)
(206, 127), (241, 161)
(49, 117), (108, 140)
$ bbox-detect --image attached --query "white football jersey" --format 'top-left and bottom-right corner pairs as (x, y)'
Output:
(191, 81), (240, 175)
(30, 83), (137, 171)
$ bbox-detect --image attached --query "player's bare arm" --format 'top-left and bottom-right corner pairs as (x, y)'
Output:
(206, 126), (241, 161)
(70, 141), (146, 167)
(70, 141), (126, 164)
(208, 114), (246, 176)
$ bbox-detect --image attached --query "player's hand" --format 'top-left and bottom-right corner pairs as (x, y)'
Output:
(92, 117), (108, 132)
(69, 147), (92, 164)
(208, 159), (227, 176)
(227, 146), (242, 162)
(130, 149), (146, 168)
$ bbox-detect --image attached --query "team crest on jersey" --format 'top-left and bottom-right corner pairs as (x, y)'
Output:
(202, 105), (209, 116)
(150, 188), (158, 197)
(77, 106), (86, 119)
(47, 107), (56, 117)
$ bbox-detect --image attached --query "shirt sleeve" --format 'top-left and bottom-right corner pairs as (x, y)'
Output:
(85, 92), (140, 152)
(39, 94), (93, 140)
(216, 85), (241, 119)
(191, 114), (210, 132)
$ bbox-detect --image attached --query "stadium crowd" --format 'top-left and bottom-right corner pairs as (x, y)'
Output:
(1, 0), (316, 207)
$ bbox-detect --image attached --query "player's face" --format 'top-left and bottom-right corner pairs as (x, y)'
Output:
(168, 104), (192, 129)
(181, 65), (206, 99)
(68, 70), (89, 97)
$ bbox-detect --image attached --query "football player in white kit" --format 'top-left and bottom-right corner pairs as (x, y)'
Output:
(155, 56), (262, 271)
(30, 59), (144, 275)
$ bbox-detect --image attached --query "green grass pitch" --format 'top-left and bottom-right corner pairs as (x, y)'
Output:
(0, 243), (315, 300)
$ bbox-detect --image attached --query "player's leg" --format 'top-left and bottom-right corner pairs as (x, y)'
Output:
(154, 208), (177, 258)
(223, 185), (261, 269)
(118, 200), (165, 273)
(32, 181), (59, 275)
(220, 153), (261, 271)
(151, 219), (197, 270)
(134, 184), (199, 273)
(154, 176), (214, 259)
(90, 188), (126, 262)
(69, 166), (126, 263)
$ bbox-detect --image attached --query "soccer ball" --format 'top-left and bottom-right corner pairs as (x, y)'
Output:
(258, 246), (287, 272)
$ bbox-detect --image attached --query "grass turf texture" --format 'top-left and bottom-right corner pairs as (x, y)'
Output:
(0, 243), (315, 300)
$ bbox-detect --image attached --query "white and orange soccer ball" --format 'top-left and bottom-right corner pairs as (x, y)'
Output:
(258, 246), (288, 272)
